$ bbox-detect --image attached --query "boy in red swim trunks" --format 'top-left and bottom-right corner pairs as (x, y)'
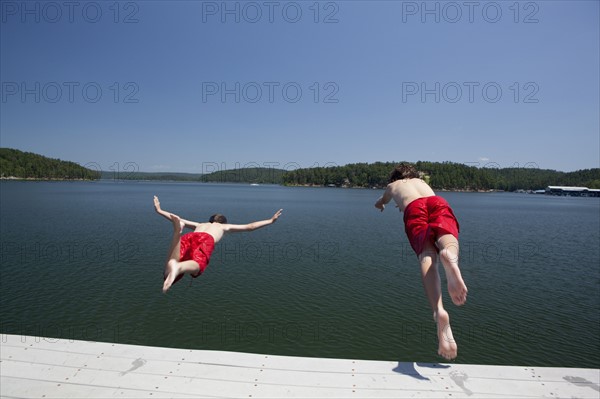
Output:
(374, 163), (468, 360)
(154, 196), (283, 293)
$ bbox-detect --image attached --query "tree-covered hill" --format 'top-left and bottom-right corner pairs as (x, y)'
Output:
(200, 167), (286, 184)
(99, 171), (202, 181)
(282, 161), (600, 191)
(99, 167), (285, 184)
(3, 149), (597, 190)
(0, 148), (100, 180)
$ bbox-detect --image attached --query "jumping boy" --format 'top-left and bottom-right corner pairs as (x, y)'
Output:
(154, 195), (283, 293)
(374, 163), (468, 360)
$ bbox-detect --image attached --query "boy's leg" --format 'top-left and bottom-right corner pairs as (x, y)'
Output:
(163, 259), (200, 293)
(436, 234), (468, 306)
(419, 241), (458, 360)
(162, 215), (200, 293)
(166, 225), (182, 263)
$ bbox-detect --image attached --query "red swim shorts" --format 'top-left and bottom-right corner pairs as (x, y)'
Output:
(403, 196), (460, 256)
(179, 232), (215, 278)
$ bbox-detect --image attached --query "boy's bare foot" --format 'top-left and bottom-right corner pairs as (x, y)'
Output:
(435, 309), (458, 360)
(171, 214), (185, 234)
(163, 259), (181, 293)
(439, 252), (468, 305)
(446, 267), (468, 306)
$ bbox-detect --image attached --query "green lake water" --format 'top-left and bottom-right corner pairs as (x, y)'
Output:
(1, 180), (598, 368)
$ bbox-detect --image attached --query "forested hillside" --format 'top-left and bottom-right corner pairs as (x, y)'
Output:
(201, 167), (286, 184)
(282, 161), (600, 191)
(0, 148), (100, 180)
(4, 148), (597, 191)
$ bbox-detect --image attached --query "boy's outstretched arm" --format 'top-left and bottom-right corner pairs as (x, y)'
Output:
(154, 195), (174, 221)
(374, 186), (393, 212)
(223, 209), (283, 233)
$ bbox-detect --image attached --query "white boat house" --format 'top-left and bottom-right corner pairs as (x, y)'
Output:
(545, 186), (600, 197)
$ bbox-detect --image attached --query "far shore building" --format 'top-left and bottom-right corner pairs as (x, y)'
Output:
(545, 186), (600, 197)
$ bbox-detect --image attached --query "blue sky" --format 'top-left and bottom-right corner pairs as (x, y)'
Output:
(1, 0), (598, 174)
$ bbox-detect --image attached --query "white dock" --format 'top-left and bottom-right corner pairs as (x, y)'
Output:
(1, 334), (598, 398)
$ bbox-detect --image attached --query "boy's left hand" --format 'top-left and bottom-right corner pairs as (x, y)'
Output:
(271, 209), (283, 222)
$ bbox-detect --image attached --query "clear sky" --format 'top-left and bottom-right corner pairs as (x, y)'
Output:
(1, 0), (598, 174)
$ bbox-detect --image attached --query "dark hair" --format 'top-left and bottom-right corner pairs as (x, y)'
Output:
(389, 163), (420, 183)
(209, 214), (227, 224)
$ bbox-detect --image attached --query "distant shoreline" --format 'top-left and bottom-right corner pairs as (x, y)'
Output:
(0, 176), (96, 181)
(278, 183), (542, 194)
(0, 178), (531, 192)
(3, 178), (598, 197)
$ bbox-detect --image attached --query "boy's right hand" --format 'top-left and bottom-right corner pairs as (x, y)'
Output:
(153, 195), (161, 211)
(375, 198), (385, 212)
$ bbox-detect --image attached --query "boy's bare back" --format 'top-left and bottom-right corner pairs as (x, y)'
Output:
(376, 178), (436, 212)
(191, 222), (226, 242)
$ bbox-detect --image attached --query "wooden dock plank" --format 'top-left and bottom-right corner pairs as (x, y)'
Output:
(1, 334), (598, 398)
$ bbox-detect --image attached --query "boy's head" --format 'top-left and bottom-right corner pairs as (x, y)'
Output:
(389, 163), (419, 183)
(209, 214), (227, 224)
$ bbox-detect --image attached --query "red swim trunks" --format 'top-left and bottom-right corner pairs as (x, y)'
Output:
(175, 232), (215, 284)
(403, 196), (460, 256)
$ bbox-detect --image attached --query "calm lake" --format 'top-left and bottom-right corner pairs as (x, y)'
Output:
(1, 180), (599, 368)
